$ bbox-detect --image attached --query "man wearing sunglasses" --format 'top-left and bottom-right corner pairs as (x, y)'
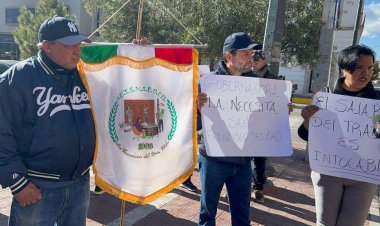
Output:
(250, 44), (280, 203)
(251, 44), (278, 80)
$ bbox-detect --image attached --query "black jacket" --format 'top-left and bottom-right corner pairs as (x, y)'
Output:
(0, 51), (96, 194)
(253, 65), (278, 80)
(298, 77), (380, 141)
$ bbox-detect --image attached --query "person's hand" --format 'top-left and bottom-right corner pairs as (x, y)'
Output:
(288, 103), (294, 115)
(301, 105), (320, 129)
(132, 37), (152, 46)
(14, 182), (42, 207)
(197, 93), (208, 111)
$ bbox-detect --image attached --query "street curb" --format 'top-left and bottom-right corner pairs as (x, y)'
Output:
(292, 97), (312, 105)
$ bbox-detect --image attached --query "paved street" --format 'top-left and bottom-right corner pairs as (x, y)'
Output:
(1, 109), (379, 225)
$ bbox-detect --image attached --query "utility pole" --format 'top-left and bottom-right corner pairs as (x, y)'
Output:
(263, 0), (286, 77)
(311, 0), (337, 91)
(353, 0), (364, 45)
(262, 0), (286, 177)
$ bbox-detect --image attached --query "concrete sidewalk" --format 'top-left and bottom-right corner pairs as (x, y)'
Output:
(1, 142), (379, 226)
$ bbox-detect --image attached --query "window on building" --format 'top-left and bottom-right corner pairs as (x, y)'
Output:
(6, 8), (35, 24)
(0, 34), (19, 60)
(0, 34), (14, 43)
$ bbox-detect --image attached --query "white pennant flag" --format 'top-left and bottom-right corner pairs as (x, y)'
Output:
(79, 43), (198, 204)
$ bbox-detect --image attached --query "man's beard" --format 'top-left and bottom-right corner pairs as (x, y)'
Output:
(241, 67), (251, 73)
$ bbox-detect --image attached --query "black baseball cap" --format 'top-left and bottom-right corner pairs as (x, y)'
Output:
(223, 32), (259, 54)
(38, 16), (91, 45)
(252, 42), (263, 50)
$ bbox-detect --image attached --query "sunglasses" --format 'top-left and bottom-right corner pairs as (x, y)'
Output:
(252, 50), (265, 61)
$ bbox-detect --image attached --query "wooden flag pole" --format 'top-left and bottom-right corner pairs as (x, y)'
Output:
(120, 200), (126, 226)
(136, 0), (145, 40)
(85, 42), (208, 49)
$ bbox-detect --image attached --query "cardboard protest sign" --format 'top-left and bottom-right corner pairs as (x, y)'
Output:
(200, 74), (293, 156)
(309, 92), (380, 184)
(198, 65), (210, 78)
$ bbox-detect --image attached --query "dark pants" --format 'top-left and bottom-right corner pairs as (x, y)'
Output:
(199, 156), (252, 226)
(252, 157), (266, 190)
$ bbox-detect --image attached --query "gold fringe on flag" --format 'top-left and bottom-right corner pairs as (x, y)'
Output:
(81, 56), (193, 73)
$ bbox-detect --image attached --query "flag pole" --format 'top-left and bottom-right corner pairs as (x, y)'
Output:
(136, 0), (145, 40)
(120, 200), (126, 226)
(83, 42), (208, 49)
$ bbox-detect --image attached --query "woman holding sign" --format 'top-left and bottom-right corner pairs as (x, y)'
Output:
(298, 45), (379, 226)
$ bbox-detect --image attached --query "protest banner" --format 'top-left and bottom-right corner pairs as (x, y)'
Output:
(309, 92), (380, 184)
(199, 74), (293, 156)
(78, 44), (198, 204)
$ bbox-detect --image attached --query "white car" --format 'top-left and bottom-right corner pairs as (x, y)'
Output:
(0, 60), (19, 74)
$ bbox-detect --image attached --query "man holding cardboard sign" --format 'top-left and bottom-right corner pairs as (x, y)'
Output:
(197, 32), (257, 226)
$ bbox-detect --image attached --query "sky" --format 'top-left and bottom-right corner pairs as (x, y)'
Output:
(361, 0), (380, 60)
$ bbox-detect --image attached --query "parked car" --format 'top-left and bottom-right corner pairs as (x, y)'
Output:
(0, 60), (19, 74)
(372, 80), (380, 91)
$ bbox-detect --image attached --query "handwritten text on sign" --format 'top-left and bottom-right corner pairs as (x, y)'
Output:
(200, 74), (292, 156)
(309, 92), (380, 184)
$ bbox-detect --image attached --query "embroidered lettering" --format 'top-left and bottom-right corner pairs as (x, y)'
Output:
(33, 86), (90, 117)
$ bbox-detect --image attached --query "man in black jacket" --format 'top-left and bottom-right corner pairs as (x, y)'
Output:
(250, 44), (278, 203)
(252, 45), (278, 79)
(197, 32), (257, 226)
(0, 16), (95, 226)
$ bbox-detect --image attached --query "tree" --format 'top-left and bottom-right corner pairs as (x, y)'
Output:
(13, 0), (75, 60)
(84, 0), (267, 64)
(83, 0), (322, 67)
(373, 62), (380, 80)
(282, 0), (323, 67)
(178, 0), (268, 64)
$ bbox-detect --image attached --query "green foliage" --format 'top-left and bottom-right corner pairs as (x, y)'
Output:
(373, 62), (380, 80)
(13, 7), (36, 60)
(13, 0), (75, 60)
(283, 0), (323, 67)
(83, 0), (323, 67)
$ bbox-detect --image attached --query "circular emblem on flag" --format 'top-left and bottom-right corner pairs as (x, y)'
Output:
(108, 86), (177, 158)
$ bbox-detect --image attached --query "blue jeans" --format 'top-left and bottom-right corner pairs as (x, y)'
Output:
(9, 174), (90, 226)
(199, 155), (252, 226)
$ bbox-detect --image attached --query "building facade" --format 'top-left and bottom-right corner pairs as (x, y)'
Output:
(0, 0), (97, 59)
(310, 0), (364, 92)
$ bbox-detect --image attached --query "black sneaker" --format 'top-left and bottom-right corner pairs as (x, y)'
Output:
(181, 180), (198, 192)
(251, 190), (265, 203)
(93, 186), (105, 195)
